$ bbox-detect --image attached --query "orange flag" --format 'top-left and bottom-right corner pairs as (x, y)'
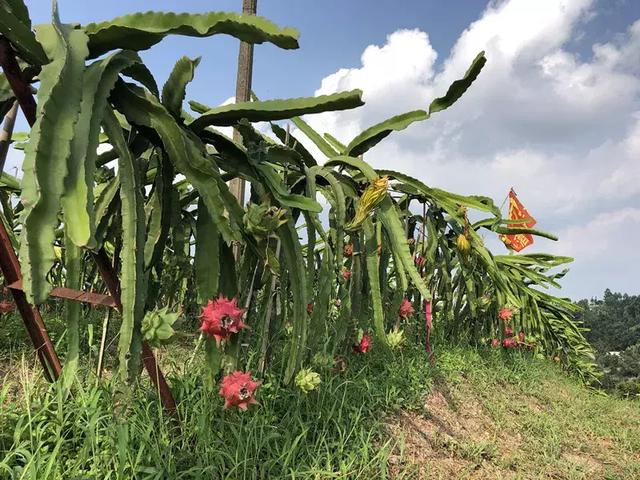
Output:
(499, 189), (536, 252)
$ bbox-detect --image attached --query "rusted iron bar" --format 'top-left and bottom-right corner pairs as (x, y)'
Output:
(7, 280), (119, 308)
(0, 37), (36, 124)
(0, 35), (177, 416)
(0, 217), (62, 380)
(0, 38), (61, 379)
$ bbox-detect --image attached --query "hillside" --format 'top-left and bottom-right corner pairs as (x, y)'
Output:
(385, 349), (640, 479)
(1, 343), (638, 479)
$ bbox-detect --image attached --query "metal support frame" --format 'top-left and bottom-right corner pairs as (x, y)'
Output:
(0, 35), (177, 416)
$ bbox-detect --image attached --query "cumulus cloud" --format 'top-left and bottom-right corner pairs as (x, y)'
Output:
(550, 208), (640, 259)
(294, 0), (640, 299)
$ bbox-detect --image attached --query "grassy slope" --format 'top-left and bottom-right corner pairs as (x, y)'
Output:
(388, 348), (640, 479)
(0, 331), (638, 479)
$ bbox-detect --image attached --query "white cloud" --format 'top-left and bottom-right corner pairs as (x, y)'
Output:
(549, 207), (640, 259)
(293, 0), (640, 299)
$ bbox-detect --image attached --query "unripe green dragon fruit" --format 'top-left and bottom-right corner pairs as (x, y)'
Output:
(141, 307), (179, 347)
(478, 294), (492, 312)
(312, 352), (334, 370)
(295, 368), (321, 393)
(387, 327), (405, 349)
(243, 203), (288, 240)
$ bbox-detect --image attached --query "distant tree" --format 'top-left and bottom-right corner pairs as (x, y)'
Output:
(577, 291), (640, 395)
(598, 345), (640, 397)
(577, 290), (640, 353)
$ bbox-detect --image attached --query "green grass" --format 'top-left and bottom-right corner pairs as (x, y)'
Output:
(393, 347), (640, 479)
(1, 317), (639, 479)
(0, 341), (435, 479)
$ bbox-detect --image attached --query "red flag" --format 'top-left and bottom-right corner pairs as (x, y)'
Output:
(499, 190), (536, 252)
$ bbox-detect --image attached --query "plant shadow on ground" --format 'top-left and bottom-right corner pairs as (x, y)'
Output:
(1, 330), (639, 479)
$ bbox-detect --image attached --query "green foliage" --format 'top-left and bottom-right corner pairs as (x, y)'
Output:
(578, 289), (640, 353)
(577, 290), (640, 394)
(62, 50), (141, 249)
(428, 51), (486, 115)
(188, 90), (364, 129)
(346, 110), (428, 157)
(0, 1), (598, 404)
(111, 81), (241, 244)
(61, 234), (81, 391)
(84, 11), (300, 58)
(243, 202), (287, 240)
(103, 107), (146, 382)
(18, 10), (89, 304)
(599, 344), (640, 397)
(0, 345), (637, 479)
(294, 368), (321, 393)
(141, 307), (179, 346)
(344, 51), (486, 157)
(0, 0), (47, 65)
(162, 56), (201, 118)
(0, 347), (428, 478)
(194, 200), (219, 305)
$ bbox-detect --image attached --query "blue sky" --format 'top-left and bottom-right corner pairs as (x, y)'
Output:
(24, 0), (637, 104)
(15, 1), (640, 299)
(27, 0), (487, 103)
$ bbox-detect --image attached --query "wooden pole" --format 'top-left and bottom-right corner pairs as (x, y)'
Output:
(229, 0), (257, 214)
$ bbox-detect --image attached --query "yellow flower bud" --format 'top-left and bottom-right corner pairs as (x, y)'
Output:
(456, 233), (471, 254)
(346, 176), (389, 231)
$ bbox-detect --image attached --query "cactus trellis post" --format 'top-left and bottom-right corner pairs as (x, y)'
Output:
(229, 0), (257, 218)
(0, 35), (177, 416)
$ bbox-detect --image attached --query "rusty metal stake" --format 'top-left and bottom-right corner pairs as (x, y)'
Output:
(0, 219), (62, 380)
(0, 37), (61, 380)
(7, 280), (119, 308)
(0, 37), (36, 123)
